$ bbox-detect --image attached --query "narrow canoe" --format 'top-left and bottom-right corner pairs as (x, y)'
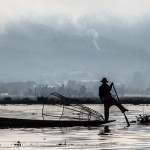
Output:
(0, 117), (115, 128)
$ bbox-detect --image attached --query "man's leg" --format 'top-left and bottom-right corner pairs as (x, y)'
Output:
(112, 98), (128, 113)
(104, 105), (110, 121)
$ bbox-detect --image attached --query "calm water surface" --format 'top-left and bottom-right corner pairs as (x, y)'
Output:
(0, 104), (149, 149)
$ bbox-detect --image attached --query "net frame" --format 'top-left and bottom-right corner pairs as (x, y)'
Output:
(42, 92), (104, 121)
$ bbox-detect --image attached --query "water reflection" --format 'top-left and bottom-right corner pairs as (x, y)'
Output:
(99, 125), (112, 135)
(104, 125), (111, 133)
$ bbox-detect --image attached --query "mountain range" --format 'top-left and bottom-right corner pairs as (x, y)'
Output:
(0, 22), (149, 84)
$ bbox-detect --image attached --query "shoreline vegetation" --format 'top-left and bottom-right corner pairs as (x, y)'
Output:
(0, 96), (150, 104)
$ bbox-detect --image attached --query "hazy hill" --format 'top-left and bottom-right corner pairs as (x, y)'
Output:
(0, 22), (149, 83)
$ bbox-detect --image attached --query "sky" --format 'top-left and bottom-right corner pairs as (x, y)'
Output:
(0, 0), (150, 87)
(1, 0), (150, 28)
(1, 0), (150, 47)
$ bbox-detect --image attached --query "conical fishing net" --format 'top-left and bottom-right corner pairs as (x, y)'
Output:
(42, 92), (104, 121)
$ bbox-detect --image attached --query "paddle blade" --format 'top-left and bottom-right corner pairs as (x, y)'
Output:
(124, 113), (130, 127)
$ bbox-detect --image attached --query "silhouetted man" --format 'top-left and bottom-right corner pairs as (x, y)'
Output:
(99, 77), (128, 121)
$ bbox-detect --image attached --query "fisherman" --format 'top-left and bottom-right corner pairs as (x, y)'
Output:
(99, 77), (128, 121)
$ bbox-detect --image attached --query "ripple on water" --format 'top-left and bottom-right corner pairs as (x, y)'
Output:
(0, 104), (150, 149)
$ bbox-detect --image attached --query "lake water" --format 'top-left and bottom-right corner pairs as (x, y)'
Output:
(0, 104), (149, 149)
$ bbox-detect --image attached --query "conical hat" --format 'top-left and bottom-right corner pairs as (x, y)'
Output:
(100, 77), (108, 83)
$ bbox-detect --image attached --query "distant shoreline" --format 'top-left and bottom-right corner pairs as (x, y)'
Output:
(0, 96), (150, 104)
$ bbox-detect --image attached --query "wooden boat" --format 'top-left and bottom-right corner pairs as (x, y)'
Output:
(0, 93), (116, 128)
(0, 117), (115, 128)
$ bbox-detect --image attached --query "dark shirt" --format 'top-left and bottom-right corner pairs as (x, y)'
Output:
(99, 83), (113, 100)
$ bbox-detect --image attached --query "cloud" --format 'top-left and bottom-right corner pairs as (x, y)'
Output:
(0, 0), (150, 28)
(85, 29), (99, 39)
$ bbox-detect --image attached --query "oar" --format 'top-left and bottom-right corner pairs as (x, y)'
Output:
(112, 84), (130, 127)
